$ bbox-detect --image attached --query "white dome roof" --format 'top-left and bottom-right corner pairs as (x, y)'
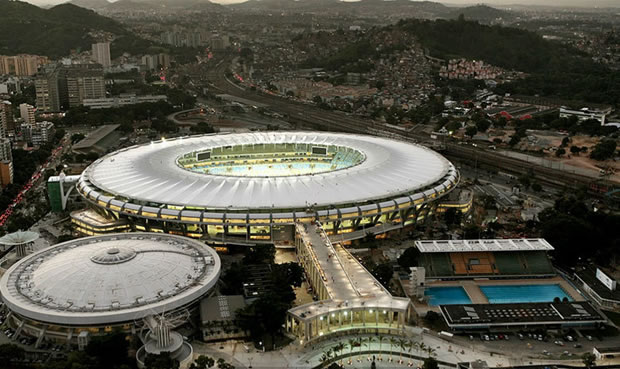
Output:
(0, 233), (221, 326)
(82, 131), (455, 210)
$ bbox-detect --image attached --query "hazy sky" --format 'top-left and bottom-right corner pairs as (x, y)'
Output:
(23, 0), (620, 7)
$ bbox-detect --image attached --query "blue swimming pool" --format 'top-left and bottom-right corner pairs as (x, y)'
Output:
(425, 287), (472, 306)
(480, 284), (572, 304)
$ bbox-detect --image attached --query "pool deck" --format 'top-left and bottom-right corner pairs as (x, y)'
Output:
(413, 276), (585, 314)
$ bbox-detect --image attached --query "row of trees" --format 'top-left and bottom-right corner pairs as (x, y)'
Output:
(539, 196), (619, 267)
(319, 336), (438, 369)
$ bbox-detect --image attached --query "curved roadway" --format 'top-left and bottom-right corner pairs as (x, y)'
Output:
(203, 56), (615, 192)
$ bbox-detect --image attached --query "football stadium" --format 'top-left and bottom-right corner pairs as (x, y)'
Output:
(73, 132), (459, 244)
(0, 233), (221, 346)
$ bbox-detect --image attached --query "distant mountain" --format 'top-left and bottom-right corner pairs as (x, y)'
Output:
(0, 0), (152, 58)
(67, 0), (110, 10)
(445, 5), (516, 24)
(109, 0), (228, 11)
(105, 0), (154, 10)
(230, 0), (451, 17)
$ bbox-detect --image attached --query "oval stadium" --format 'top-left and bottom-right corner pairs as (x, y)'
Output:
(0, 233), (221, 344)
(73, 132), (459, 243)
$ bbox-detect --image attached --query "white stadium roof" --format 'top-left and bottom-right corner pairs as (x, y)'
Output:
(0, 233), (221, 326)
(83, 132), (454, 210)
(415, 239), (554, 253)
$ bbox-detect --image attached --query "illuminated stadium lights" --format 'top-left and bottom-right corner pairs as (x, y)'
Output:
(74, 132), (459, 243)
(177, 143), (366, 177)
(288, 222), (411, 344)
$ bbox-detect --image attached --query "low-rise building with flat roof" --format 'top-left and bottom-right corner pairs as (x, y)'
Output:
(593, 346), (620, 360)
(83, 94), (167, 109)
(440, 301), (606, 332)
(72, 124), (120, 154)
(575, 266), (620, 312)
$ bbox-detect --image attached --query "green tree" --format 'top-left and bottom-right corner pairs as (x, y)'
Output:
(444, 208), (462, 227)
(445, 121), (461, 133)
(465, 125), (478, 138)
(0, 344), (25, 361)
(190, 355), (215, 369)
(463, 224), (481, 239)
(119, 121), (134, 133)
(85, 331), (130, 368)
(243, 244), (275, 264)
(423, 357), (439, 369)
(370, 262), (394, 288)
(220, 262), (245, 295)
(54, 128), (66, 142)
(590, 139), (616, 161)
(398, 247), (421, 269)
(475, 119), (490, 132)
(555, 147), (566, 157)
(582, 352), (596, 368)
(272, 262), (304, 288)
(145, 352), (179, 369)
(190, 122), (216, 134)
(71, 133), (86, 143)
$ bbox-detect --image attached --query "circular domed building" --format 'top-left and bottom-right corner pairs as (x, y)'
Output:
(0, 233), (221, 346)
(73, 131), (459, 243)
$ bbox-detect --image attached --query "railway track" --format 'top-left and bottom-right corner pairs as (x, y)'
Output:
(203, 60), (616, 194)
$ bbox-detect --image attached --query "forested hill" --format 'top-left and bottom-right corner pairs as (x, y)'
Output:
(398, 18), (620, 106)
(446, 5), (516, 24)
(0, 0), (152, 58)
(398, 17), (570, 73)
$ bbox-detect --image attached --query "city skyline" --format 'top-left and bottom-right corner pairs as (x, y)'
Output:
(22, 0), (620, 8)
(0, 0), (618, 366)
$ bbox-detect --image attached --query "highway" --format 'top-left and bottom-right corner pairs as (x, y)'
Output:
(0, 143), (65, 227)
(203, 57), (617, 194)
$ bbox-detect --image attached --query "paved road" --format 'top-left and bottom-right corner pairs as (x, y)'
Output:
(201, 56), (617, 191)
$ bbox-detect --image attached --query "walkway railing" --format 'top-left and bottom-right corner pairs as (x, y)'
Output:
(314, 349), (455, 369)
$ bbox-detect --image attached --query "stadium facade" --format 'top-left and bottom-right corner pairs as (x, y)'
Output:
(0, 233), (221, 346)
(72, 132), (459, 244)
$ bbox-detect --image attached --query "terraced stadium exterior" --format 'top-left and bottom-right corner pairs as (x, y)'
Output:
(74, 132), (459, 243)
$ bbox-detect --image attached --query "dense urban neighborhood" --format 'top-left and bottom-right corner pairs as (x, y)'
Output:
(0, 0), (618, 368)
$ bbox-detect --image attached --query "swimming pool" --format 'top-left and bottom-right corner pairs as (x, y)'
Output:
(480, 284), (572, 304)
(425, 287), (472, 306)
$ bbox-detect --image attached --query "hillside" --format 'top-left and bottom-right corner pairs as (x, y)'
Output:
(397, 18), (620, 106)
(398, 18), (560, 73)
(446, 5), (516, 24)
(0, 0), (152, 58)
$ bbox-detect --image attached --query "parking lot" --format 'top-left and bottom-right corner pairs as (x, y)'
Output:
(459, 328), (613, 362)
